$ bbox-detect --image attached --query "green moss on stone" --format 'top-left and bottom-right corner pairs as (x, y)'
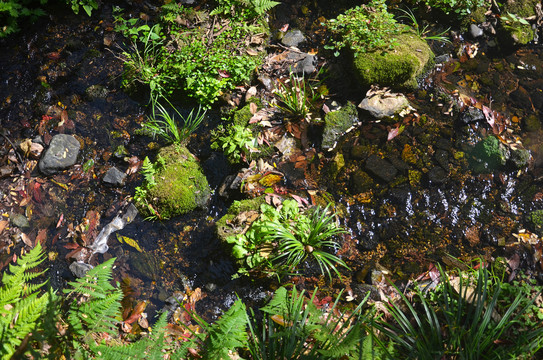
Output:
(506, 22), (534, 45)
(529, 209), (543, 236)
(503, 0), (539, 18)
(141, 145), (211, 219)
(353, 30), (434, 89)
(322, 102), (359, 150)
(216, 195), (267, 242)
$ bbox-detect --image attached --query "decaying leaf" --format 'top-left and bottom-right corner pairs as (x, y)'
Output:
(116, 233), (143, 252)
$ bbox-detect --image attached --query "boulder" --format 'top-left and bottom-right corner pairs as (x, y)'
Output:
(352, 31), (434, 89)
(39, 134), (81, 175)
(281, 29), (305, 47)
(365, 155), (397, 183)
(103, 166), (126, 187)
(358, 90), (409, 119)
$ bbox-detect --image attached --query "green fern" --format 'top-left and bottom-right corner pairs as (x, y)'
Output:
(241, 0), (280, 15)
(0, 243), (49, 360)
(64, 258), (122, 338)
(204, 299), (249, 359)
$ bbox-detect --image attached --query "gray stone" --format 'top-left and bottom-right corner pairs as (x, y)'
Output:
(293, 54), (317, 75)
(509, 147), (531, 168)
(10, 213), (30, 229)
(69, 261), (94, 278)
(359, 92), (409, 119)
(103, 166), (126, 187)
(365, 155), (397, 183)
(39, 134), (81, 175)
(469, 24), (484, 38)
(458, 107), (485, 124)
(281, 29), (305, 47)
(258, 74), (273, 91)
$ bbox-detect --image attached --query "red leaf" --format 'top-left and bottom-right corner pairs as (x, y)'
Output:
(280, 24), (289, 32)
(32, 182), (43, 203)
(35, 229), (47, 247)
(387, 127), (400, 141)
(56, 213), (64, 228)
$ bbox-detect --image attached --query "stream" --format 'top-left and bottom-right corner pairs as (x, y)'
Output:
(1, 0), (543, 322)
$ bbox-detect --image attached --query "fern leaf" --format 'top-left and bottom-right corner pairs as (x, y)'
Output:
(64, 258), (117, 299)
(204, 299), (248, 359)
(0, 243), (49, 360)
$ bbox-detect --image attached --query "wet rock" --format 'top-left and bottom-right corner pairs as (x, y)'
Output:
(427, 166), (448, 184)
(293, 54), (316, 75)
(10, 213), (29, 229)
(330, 152), (345, 177)
(365, 155), (397, 183)
(359, 91), (409, 120)
(258, 74), (273, 91)
(509, 147), (531, 168)
(472, 135), (509, 170)
(39, 134), (81, 175)
(469, 24), (484, 38)
(275, 135), (298, 158)
(388, 156), (410, 172)
(103, 166), (126, 187)
(85, 84), (109, 100)
(322, 102), (359, 151)
(351, 170), (374, 193)
(435, 138), (453, 151)
(351, 144), (369, 160)
(434, 149), (449, 169)
(351, 283), (381, 302)
(281, 29), (305, 47)
(458, 106), (485, 124)
(69, 261), (94, 278)
(435, 54), (451, 64)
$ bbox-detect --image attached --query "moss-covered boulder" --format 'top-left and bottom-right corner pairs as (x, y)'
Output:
(136, 145), (211, 219)
(471, 135), (509, 171)
(528, 209), (543, 236)
(353, 31), (434, 89)
(322, 102), (359, 151)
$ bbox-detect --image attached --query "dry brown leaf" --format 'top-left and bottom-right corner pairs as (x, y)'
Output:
(0, 220), (8, 235)
(35, 229), (47, 247)
(21, 233), (33, 248)
(249, 102), (258, 114)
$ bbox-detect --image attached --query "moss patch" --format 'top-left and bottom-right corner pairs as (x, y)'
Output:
(322, 102), (359, 150)
(353, 30), (434, 89)
(139, 145), (211, 219)
(216, 195), (267, 241)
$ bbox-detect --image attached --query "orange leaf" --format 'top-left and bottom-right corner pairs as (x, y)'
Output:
(21, 233), (33, 248)
(35, 229), (47, 247)
(0, 220), (8, 235)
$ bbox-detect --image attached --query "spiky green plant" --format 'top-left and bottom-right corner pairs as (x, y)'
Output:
(143, 96), (207, 145)
(0, 243), (49, 359)
(373, 263), (543, 359)
(269, 204), (349, 281)
(246, 286), (371, 359)
(397, 7), (451, 43)
(273, 72), (318, 121)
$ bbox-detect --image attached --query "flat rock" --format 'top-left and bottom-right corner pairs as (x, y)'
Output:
(359, 91), (409, 119)
(281, 29), (305, 47)
(69, 261), (94, 278)
(39, 134), (81, 175)
(365, 155), (397, 183)
(103, 166), (126, 187)
(10, 213), (30, 229)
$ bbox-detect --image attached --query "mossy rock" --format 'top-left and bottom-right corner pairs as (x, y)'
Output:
(352, 31), (434, 89)
(502, 0), (539, 18)
(503, 22), (534, 45)
(140, 145), (211, 219)
(528, 209), (543, 236)
(471, 135), (509, 171)
(216, 195), (267, 242)
(322, 102), (359, 151)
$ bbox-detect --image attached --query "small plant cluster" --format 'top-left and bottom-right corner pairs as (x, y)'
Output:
(2, 244), (542, 359)
(115, 0), (278, 106)
(273, 71), (324, 121)
(0, 0), (98, 38)
(136, 96), (207, 146)
(421, 0), (488, 18)
(134, 156), (165, 220)
(211, 123), (259, 164)
(325, 0), (401, 57)
(226, 199), (348, 280)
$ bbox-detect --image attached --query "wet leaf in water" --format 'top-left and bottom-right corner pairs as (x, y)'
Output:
(0, 220), (8, 235)
(21, 233), (33, 248)
(35, 229), (47, 247)
(117, 234), (143, 252)
(124, 301), (146, 324)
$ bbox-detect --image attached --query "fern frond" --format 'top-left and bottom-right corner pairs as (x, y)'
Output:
(0, 243), (49, 360)
(64, 258), (117, 299)
(242, 0), (280, 15)
(204, 299), (248, 359)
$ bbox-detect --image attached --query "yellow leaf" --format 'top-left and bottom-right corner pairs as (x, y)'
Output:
(116, 234), (142, 252)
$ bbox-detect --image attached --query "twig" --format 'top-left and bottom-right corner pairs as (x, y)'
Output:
(0, 130), (25, 167)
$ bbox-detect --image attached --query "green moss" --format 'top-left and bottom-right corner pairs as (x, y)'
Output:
(353, 31), (434, 89)
(506, 22), (534, 45)
(524, 114), (541, 132)
(472, 135), (508, 170)
(502, 0), (539, 18)
(529, 209), (543, 236)
(232, 102), (259, 127)
(322, 102), (359, 150)
(216, 195), (267, 241)
(139, 145), (211, 219)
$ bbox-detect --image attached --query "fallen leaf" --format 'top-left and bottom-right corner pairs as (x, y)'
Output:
(250, 102), (258, 114)
(35, 229), (47, 247)
(116, 234), (143, 252)
(246, 49), (259, 56)
(21, 233), (33, 248)
(124, 301), (146, 324)
(0, 220), (8, 234)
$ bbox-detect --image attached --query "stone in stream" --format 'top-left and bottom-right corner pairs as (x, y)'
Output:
(322, 102), (359, 151)
(281, 29), (305, 47)
(69, 261), (94, 278)
(358, 90), (409, 120)
(10, 213), (30, 229)
(469, 24), (484, 38)
(38, 134), (81, 175)
(103, 166), (126, 187)
(458, 107), (485, 125)
(365, 155), (397, 183)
